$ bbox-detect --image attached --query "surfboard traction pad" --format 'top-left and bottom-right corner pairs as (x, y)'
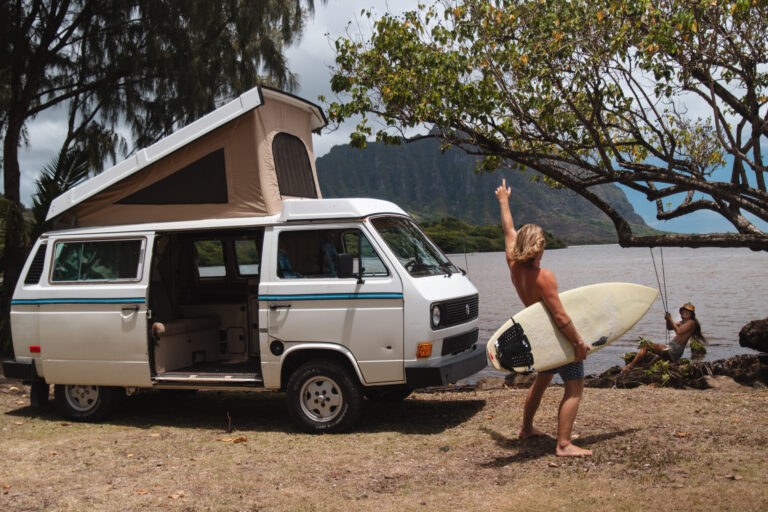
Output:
(494, 320), (534, 373)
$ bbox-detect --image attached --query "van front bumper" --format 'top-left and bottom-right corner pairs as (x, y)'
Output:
(2, 359), (37, 381)
(405, 344), (487, 388)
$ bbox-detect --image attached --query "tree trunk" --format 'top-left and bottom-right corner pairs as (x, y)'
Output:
(2, 125), (27, 356)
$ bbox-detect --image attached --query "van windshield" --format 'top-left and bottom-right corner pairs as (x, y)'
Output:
(370, 217), (459, 277)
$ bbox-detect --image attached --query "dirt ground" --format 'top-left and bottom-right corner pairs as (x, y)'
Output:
(1, 379), (767, 512)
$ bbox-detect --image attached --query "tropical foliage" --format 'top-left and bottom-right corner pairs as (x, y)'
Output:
(327, 0), (768, 251)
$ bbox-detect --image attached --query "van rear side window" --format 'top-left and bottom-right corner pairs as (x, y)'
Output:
(193, 240), (226, 278)
(52, 239), (144, 282)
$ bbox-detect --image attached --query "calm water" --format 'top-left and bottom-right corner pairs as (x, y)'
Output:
(451, 245), (768, 383)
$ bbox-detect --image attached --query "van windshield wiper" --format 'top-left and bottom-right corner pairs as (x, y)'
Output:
(439, 261), (455, 277)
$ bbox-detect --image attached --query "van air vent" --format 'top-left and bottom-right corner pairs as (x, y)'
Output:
(24, 243), (47, 285)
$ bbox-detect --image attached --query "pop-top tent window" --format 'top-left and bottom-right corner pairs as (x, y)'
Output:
(273, 133), (317, 198)
(118, 149), (228, 204)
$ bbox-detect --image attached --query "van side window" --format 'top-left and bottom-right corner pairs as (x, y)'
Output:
(277, 229), (388, 279)
(235, 239), (261, 276)
(342, 232), (389, 277)
(193, 240), (226, 278)
(52, 239), (143, 282)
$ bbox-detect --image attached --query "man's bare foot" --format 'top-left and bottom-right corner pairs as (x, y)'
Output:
(519, 427), (550, 440)
(555, 442), (592, 457)
(621, 364), (633, 372)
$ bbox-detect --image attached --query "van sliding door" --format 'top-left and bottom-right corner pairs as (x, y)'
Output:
(31, 234), (153, 386)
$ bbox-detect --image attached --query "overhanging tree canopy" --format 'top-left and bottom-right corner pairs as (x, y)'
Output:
(327, 0), (768, 250)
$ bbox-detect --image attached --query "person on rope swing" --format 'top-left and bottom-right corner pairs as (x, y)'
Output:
(622, 302), (706, 371)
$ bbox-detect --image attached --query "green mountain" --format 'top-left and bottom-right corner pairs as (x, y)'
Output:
(316, 138), (657, 244)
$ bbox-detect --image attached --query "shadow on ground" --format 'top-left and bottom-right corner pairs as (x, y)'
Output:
(478, 427), (640, 466)
(5, 390), (485, 435)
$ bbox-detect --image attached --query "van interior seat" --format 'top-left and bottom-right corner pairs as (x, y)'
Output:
(151, 316), (220, 338)
(150, 278), (222, 372)
(150, 239), (220, 339)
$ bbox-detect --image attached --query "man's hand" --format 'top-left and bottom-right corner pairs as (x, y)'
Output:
(573, 340), (590, 363)
(495, 178), (511, 202)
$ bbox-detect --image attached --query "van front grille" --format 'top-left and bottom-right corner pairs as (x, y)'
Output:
(439, 294), (479, 328)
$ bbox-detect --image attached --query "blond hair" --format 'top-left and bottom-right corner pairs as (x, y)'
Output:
(510, 224), (545, 263)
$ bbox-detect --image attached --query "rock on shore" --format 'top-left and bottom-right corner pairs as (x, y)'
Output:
(589, 354), (768, 389)
(470, 354), (768, 391)
(739, 317), (768, 353)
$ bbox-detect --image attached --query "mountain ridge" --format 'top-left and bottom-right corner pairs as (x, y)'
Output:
(316, 138), (656, 244)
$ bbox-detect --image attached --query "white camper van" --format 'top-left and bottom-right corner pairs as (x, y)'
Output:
(3, 87), (484, 432)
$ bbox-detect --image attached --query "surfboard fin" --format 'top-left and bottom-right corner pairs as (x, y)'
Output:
(494, 320), (534, 373)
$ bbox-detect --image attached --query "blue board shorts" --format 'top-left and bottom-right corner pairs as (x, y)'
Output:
(541, 361), (584, 382)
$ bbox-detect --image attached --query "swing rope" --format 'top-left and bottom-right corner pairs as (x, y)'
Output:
(649, 247), (670, 343)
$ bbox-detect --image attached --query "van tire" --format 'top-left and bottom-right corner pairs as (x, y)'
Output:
(286, 360), (362, 433)
(54, 384), (122, 422)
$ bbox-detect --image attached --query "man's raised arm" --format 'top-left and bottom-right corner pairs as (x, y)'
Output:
(495, 178), (517, 265)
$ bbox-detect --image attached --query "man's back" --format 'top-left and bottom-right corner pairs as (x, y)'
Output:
(509, 259), (557, 309)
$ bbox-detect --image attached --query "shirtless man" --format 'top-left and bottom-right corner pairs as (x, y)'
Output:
(496, 178), (593, 457)
(622, 302), (700, 371)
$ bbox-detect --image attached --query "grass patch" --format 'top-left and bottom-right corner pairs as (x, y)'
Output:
(2, 381), (768, 510)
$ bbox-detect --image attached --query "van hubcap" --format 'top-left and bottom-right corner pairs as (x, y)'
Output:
(65, 385), (100, 412)
(300, 376), (342, 423)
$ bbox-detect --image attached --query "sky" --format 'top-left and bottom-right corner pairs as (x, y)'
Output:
(16, 0), (767, 235)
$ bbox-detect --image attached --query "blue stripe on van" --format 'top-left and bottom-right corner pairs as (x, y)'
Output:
(259, 293), (403, 301)
(12, 297), (146, 305)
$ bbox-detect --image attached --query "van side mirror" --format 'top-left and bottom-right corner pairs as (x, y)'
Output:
(338, 253), (355, 278)
(338, 253), (364, 283)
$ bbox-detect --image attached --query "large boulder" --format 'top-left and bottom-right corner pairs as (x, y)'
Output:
(739, 318), (768, 353)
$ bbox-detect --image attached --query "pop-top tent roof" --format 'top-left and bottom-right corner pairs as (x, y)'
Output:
(48, 87), (327, 229)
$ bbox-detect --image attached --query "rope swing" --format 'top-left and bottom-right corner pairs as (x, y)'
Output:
(649, 247), (670, 343)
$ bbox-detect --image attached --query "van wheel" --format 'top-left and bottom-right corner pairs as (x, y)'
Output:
(54, 384), (122, 422)
(364, 385), (413, 402)
(286, 360), (362, 433)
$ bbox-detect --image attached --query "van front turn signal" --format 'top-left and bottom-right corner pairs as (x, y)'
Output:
(416, 342), (432, 358)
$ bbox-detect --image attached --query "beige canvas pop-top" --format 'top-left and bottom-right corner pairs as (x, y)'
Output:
(47, 87), (327, 229)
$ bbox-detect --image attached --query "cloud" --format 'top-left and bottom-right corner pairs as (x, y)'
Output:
(288, 0), (413, 158)
(16, 1), (409, 205)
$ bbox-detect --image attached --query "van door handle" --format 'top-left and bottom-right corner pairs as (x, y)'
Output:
(121, 305), (139, 318)
(269, 304), (291, 310)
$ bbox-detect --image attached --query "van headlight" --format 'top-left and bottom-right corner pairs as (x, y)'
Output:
(431, 304), (442, 328)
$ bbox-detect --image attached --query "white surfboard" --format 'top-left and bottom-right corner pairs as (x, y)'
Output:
(487, 282), (658, 373)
